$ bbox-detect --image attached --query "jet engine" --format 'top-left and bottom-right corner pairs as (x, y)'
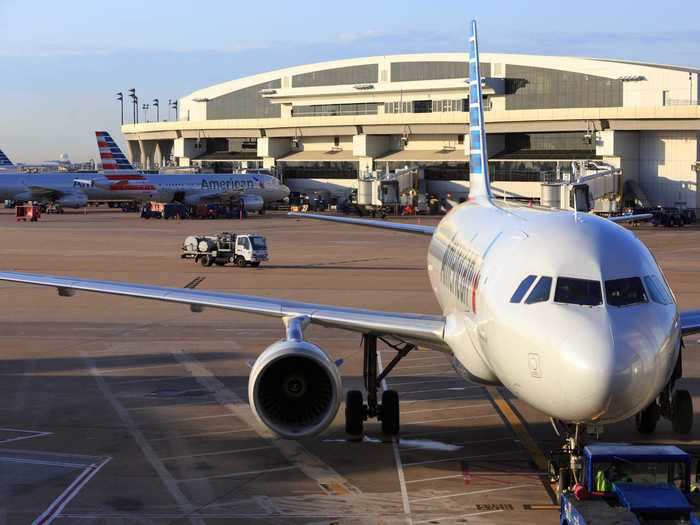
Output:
(57, 193), (88, 208)
(240, 194), (264, 213)
(248, 340), (342, 438)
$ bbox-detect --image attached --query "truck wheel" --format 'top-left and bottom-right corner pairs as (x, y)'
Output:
(672, 390), (693, 434)
(635, 402), (659, 434)
(200, 255), (213, 267)
(250, 262), (260, 268)
(236, 256), (247, 268)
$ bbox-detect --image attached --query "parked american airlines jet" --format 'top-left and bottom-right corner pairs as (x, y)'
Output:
(0, 22), (697, 487)
(0, 145), (147, 207)
(91, 131), (290, 212)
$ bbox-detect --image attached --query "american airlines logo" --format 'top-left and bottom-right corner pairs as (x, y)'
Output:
(201, 179), (260, 191)
(440, 239), (482, 313)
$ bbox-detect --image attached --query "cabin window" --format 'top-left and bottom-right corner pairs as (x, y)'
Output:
(554, 277), (602, 306)
(525, 276), (552, 304)
(644, 275), (673, 305)
(605, 277), (647, 307)
(510, 275), (536, 303)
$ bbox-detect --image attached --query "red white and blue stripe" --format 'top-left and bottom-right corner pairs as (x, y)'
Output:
(0, 148), (14, 167)
(95, 131), (144, 180)
(467, 20), (492, 202)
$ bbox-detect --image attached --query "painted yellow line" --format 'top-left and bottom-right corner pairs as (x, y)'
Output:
(486, 387), (548, 472)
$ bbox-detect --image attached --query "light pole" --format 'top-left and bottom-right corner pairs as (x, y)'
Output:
(171, 99), (178, 121)
(128, 88), (137, 124)
(142, 103), (150, 122)
(153, 99), (159, 122)
(116, 92), (124, 125)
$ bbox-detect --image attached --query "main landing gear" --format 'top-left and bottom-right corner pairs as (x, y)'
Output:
(635, 343), (693, 435)
(345, 334), (414, 439)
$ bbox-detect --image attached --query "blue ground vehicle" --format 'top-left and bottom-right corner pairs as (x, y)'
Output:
(561, 444), (699, 524)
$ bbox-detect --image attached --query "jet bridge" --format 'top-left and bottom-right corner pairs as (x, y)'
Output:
(357, 167), (427, 213)
(540, 161), (623, 213)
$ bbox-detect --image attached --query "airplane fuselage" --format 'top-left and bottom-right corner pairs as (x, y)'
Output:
(0, 172), (290, 204)
(428, 201), (679, 425)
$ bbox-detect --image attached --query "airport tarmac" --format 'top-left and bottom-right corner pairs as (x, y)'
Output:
(1, 209), (700, 524)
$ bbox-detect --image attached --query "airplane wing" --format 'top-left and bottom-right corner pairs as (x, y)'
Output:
(288, 212), (435, 236)
(0, 271), (447, 349)
(608, 214), (653, 223)
(680, 310), (700, 336)
(26, 186), (65, 199)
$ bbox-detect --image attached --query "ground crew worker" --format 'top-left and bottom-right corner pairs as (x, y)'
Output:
(595, 470), (613, 492)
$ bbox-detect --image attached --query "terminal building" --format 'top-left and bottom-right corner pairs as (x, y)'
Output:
(121, 52), (700, 208)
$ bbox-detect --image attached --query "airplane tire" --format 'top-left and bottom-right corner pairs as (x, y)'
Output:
(345, 390), (364, 437)
(380, 390), (400, 437)
(635, 402), (659, 434)
(672, 389), (693, 434)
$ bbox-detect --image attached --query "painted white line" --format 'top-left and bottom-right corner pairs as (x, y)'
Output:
(176, 465), (297, 483)
(413, 509), (504, 524)
(401, 402), (491, 415)
(147, 427), (255, 442)
(400, 386), (481, 396)
(402, 413), (498, 426)
(404, 450), (517, 468)
(109, 374), (192, 386)
(403, 427), (507, 439)
(411, 483), (534, 503)
(394, 362), (451, 372)
(125, 400), (214, 412)
(405, 473), (465, 484)
(390, 377), (464, 388)
(32, 456), (111, 525)
(0, 457), (89, 469)
(160, 445), (275, 462)
(378, 352), (412, 524)
(82, 352), (204, 525)
(400, 436), (514, 453)
(95, 362), (182, 374)
(148, 413), (235, 424)
(0, 429), (53, 445)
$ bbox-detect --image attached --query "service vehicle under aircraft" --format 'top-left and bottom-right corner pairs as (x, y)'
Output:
(0, 21), (697, 497)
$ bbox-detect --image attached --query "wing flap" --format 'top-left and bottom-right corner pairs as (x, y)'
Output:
(0, 271), (446, 347)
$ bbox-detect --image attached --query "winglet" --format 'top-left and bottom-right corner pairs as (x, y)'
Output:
(467, 20), (492, 204)
(95, 131), (144, 180)
(0, 148), (14, 168)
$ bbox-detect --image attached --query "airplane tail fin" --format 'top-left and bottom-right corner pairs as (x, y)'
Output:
(95, 131), (144, 180)
(467, 20), (492, 203)
(0, 148), (14, 168)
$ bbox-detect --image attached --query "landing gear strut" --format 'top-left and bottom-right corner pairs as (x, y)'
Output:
(635, 342), (693, 435)
(548, 421), (586, 500)
(345, 334), (413, 439)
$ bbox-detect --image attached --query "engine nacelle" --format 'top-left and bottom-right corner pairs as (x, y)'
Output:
(248, 340), (342, 439)
(241, 194), (264, 213)
(57, 193), (88, 208)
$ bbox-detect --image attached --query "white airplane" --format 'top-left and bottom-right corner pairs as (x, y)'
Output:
(90, 131), (290, 212)
(0, 21), (697, 486)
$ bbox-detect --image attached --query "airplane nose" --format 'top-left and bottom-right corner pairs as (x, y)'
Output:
(558, 324), (654, 422)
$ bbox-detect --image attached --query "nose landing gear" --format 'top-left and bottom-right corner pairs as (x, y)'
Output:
(344, 334), (413, 440)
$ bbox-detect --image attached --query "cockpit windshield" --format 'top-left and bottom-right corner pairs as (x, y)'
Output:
(510, 275), (536, 303)
(554, 277), (602, 306)
(605, 277), (647, 307)
(525, 276), (552, 304)
(644, 274), (673, 305)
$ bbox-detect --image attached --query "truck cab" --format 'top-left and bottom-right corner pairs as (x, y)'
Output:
(561, 444), (699, 524)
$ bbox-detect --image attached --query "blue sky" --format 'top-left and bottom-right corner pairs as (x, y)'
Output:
(1, 0), (699, 161)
